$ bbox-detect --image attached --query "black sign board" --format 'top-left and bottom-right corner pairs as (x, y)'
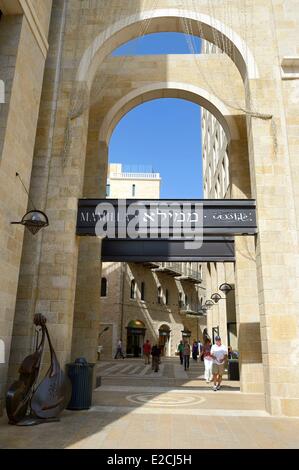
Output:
(101, 237), (235, 262)
(77, 199), (257, 237)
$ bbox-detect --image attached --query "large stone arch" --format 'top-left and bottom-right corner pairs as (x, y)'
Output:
(7, 2), (299, 419)
(77, 8), (259, 88)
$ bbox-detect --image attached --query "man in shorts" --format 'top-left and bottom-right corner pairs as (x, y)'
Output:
(211, 336), (228, 391)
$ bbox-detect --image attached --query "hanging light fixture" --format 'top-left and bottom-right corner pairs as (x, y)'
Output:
(211, 293), (223, 303)
(219, 283), (233, 295)
(205, 300), (214, 308)
(11, 173), (49, 235)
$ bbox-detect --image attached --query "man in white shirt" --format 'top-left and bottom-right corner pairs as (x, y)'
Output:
(211, 336), (228, 391)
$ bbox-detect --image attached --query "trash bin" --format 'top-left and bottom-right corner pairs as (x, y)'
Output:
(66, 358), (95, 410)
(228, 359), (240, 381)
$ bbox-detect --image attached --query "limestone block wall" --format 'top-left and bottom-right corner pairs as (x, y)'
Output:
(3, 0), (299, 417)
(0, 3), (52, 414)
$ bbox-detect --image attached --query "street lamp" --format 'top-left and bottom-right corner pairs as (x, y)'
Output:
(11, 173), (49, 235)
(211, 293), (223, 303)
(219, 283), (234, 295)
(98, 326), (109, 339)
(205, 300), (215, 308)
(11, 210), (49, 235)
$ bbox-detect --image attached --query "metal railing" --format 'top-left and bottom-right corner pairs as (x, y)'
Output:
(110, 172), (161, 179)
(157, 263), (202, 282)
(179, 302), (203, 314)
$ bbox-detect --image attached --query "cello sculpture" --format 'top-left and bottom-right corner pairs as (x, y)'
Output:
(6, 314), (72, 426)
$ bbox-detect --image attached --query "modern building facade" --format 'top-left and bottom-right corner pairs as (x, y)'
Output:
(0, 1), (298, 418)
(201, 40), (237, 361)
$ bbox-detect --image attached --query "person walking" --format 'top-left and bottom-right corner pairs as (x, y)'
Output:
(183, 340), (191, 371)
(114, 339), (125, 359)
(192, 340), (199, 361)
(211, 336), (228, 391)
(143, 339), (151, 365)
(151, 344), (160, 372)
(201, 338), (213, 383)
(177, 340), (184, 365)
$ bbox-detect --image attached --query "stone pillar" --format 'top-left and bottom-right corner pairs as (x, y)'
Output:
(247, 79), (299, 415)
(71, 135), (108, 362)
(71, 238), (103, 362)
(229, 131), (264, 394)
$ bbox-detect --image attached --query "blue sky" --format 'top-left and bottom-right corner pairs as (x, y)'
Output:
(109, 33), (203, 198)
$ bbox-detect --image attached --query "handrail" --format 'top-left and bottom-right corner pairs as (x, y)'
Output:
(110, 172), (161, 179)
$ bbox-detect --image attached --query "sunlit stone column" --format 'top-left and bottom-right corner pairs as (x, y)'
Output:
(229, 128), (264, 394)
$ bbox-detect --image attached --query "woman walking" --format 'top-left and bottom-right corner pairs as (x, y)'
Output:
(192, 340), (199, 361)
(202, 338), (213, 383)
(183, 341), (191, 371)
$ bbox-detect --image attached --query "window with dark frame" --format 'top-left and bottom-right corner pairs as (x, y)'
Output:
(141, 281), (145, 301)
(101, 277), (107, 297)
(157, 286), (162, 304)
(130, 279), (136, 299)
(165, 288), (169, 305)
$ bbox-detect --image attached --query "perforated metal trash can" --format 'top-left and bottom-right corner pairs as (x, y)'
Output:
(66, 358), (95, 410)
(228, 359), (240, 381)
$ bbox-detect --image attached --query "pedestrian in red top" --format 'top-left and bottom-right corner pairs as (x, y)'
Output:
(143, 339), (151, 365)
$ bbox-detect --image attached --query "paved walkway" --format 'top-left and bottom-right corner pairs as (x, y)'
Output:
(1, 358), (299, 449)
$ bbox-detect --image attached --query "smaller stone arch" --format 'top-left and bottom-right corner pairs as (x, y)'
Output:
(99, 82), (240, 146)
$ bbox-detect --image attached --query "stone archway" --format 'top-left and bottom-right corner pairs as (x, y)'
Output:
(77, 7), (259, 87)
(8, 3), (299, 418)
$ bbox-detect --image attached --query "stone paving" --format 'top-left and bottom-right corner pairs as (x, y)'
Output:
(0, 358), (299, 449)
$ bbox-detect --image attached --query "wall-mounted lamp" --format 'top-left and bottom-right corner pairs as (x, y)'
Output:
(11, 173), (49, 235)
(98, 326), (110, 339)
(211, 293), (223, 303)
(205, 300), (215, 308)
(219, 283), (234, 295)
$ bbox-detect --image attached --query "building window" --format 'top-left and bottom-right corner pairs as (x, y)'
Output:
(132, 184), (136, 197)
(165, 289), (169, 305)
(101, 277), (107, 297)
(130, 279), (136, 299)
(106, 184), (110, 197)
(178, 292), (183, 308)
(157, 286), (163, 304)
(141, 282), (145, 301)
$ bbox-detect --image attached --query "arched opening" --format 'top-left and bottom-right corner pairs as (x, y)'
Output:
(130, 279), (136, 300)
(126, 319), (146, 358)
(77, 8), (259, 88)
(158, 324), (171, 357)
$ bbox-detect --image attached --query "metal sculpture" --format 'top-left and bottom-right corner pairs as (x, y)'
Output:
(6, 314), (72, 426)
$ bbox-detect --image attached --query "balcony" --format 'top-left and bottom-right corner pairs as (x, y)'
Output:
(141, 261), (160, 269)
(152, 262), (182, 277)
(179, 302), (205, 317)
(177, 267), (202, 284)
